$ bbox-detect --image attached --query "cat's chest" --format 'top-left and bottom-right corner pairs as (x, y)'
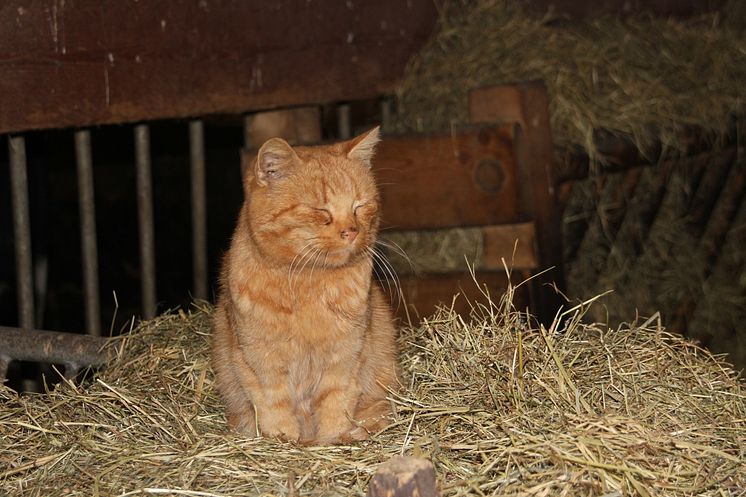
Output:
(290, 277), (370, 334)
(233, 265), (371, 336)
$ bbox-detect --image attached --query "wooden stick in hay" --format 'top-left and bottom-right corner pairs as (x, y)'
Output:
(367, 456), (439, 497)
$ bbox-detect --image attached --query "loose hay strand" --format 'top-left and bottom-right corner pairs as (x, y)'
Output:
(1, 291), (745, 496)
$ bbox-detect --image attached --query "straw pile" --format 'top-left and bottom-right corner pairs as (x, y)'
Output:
(1, 289), (744, 496)
(394, 0), (745, 163)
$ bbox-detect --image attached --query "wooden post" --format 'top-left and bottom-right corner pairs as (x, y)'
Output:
(469, 82), (566, 325)
(367, 457), (439, 497)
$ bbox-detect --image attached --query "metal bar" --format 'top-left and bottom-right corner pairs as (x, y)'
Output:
(380, 98), (393, 133)
(189, 120), (208, 300)
(337, 104), (352, 140)
(0, 326), (111, 370)
(8, 135), (35, 330)
(134, 124), (157, 320)
(243, 114), (254, 149)
(0, 356), (8, 382)
(241, 114), (254, 178)
(74, 130), (101, 336)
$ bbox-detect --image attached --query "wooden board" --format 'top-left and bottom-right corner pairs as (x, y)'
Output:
(0, 0), (437, 134)
(374, 124), (520, 230)
(481, 222), (537, 270)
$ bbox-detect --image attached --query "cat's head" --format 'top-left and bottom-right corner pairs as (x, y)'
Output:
(245, 127), (381, 269)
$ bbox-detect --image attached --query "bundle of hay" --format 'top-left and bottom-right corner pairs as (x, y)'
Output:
(392, 0), (746, 369)
(1, 289), (744, 496)
(394, 0), (745, 163)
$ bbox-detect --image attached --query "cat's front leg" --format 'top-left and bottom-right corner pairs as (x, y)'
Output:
(312, 375), (360, 443)
(254, 382), (302, 442)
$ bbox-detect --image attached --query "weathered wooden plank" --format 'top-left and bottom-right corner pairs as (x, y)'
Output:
(374, 125), (520, 230)
(0, 0), (437, 134)
(482, 222), (537, 270)
(382, 222), (537, 275)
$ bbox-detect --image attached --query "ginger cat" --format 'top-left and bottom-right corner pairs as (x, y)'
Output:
(212, 127), (398, 445)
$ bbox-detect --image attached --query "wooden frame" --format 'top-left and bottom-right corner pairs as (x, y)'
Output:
(0, 0), (437, 134)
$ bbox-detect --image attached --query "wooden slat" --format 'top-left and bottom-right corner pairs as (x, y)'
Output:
(375, 124), (520, 230)
(0, 0), (437, 134)
(382, 222), (537, 275)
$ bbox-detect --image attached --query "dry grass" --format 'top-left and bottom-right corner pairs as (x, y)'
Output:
(394, 0), (745, 163)
(1, 286), (744, 496)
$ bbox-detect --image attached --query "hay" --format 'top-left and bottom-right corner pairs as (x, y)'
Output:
(394, 0), (745, 163)
(1, 288), (744, 496)
(563, 148), (746, 369)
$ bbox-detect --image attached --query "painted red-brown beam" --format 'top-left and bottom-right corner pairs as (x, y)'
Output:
(0, 0), (437, 134)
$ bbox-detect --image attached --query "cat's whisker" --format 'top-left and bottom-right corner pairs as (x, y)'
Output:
(289, 243), (318, 295)
(288, 241), (315, 278)
(375, 239), (414, 273)
(377, 250), (404, 308)
(383, 263), (404, 308)
(308, 248), (325, 281)
(370, 247), (403, 307)
(293, 246), (322, 291)
(373, 240), (411, 308)
(291, 248), (315, 291)
(288, 242), (314, 290)
(368, 248), (392, 298)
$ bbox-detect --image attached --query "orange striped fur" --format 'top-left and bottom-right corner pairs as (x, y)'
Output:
(212, 127), (398, 444)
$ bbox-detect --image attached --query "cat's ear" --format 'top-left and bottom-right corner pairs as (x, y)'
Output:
(255, 137), (300, 186)
(346, 126), (380, 168)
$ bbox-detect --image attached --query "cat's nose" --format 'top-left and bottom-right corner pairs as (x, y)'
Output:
(340, 226), (359, 242)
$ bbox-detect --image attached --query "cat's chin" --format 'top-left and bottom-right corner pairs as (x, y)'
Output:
(321, 247), (368, 268)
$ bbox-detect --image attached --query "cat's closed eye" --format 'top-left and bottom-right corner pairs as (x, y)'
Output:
(353, 201), (378, 218)
(313, 208), (333, 225)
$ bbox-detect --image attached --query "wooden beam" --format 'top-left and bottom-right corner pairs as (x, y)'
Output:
(0, 0), (437, 134)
